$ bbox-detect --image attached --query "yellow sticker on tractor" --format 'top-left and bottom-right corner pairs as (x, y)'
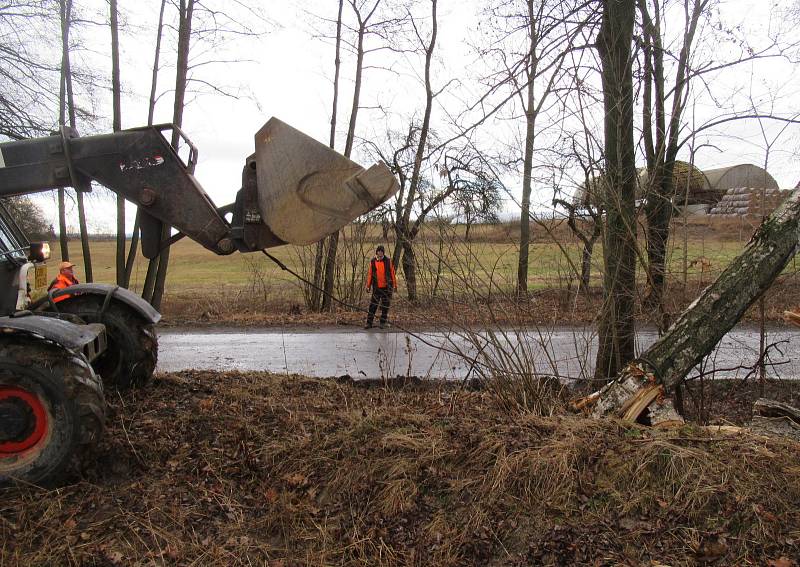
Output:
(34, 264), (47, 289)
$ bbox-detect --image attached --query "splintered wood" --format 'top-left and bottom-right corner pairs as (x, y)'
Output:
(574, 361), (683, 426)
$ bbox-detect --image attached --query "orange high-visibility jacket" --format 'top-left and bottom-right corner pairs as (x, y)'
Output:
(48, 273), (79, 303)
(366, 256), (397, 290)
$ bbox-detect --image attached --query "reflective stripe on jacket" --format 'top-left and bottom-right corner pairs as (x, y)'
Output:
(366, 256), (397, 290)
(48, 273), (79, 303)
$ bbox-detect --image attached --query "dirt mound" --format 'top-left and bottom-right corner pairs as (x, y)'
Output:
(2, 371), (799, 566)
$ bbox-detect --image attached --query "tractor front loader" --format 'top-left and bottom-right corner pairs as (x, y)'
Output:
(0, 118), (398, 485)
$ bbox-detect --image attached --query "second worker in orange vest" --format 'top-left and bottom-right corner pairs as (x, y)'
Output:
(48, 261), (79, 303)
(365, 245), (397, 329)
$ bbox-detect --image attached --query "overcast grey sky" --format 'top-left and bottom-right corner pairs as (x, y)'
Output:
(35, 0), (800, 233)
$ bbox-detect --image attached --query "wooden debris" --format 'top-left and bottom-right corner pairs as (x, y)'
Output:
(747, 398), (800, 442)
(782, 310), (800, 327)
(754, 398), (800, 423)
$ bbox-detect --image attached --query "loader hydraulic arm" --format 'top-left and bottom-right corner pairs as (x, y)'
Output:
(0, 119), (399, 258)
(0, 125), (233, 257)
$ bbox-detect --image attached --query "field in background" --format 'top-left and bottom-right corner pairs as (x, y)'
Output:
(44, 214), (800, 325)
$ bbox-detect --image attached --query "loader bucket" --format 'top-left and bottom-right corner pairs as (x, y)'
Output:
(254, 118), (399, 245)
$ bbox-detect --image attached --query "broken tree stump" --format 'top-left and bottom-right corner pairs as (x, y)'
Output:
(587, 188), (800, 422)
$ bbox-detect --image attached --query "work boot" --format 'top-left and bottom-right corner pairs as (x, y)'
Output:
(379, 322), (387, 329)
(364, 323), (373, 329)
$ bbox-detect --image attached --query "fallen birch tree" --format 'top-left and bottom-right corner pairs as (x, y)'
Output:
(581, 188), (800, 424)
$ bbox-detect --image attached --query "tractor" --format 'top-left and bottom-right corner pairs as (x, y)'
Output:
(0, 118), (398, 485)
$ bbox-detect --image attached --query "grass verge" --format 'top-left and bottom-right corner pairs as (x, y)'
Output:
(2, 371), (799, 566)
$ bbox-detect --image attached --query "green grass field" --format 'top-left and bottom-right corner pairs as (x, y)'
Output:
(42, 215), (795, 318)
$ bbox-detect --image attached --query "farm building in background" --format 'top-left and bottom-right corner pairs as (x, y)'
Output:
(569, 162), (788, 217)
(705, 164), (787, 217)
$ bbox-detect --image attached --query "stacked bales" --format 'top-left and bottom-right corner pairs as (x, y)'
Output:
(709, 186), (791, 217)
(705, 163), (787, 217)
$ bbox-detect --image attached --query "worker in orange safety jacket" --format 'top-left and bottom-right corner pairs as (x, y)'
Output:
(48, 261), (79, 303)
(364, 245), (397, 329)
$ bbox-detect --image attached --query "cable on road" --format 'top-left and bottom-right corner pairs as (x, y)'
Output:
(260, 248), (526, 382)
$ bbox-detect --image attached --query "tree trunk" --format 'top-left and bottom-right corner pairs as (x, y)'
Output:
(142, 256), (158, 303)
(397, 0), (437, 304)
(593, 0), (638, 382)
(310, 240), (326, 311)
(516, 0), (538, 296)
(137, 0), (167, 295)
(76, 192), (92, 281)
(152, 0), (194, 310)
(314, 0), (345, 312)
(590, 189), (800, 420)
(643, 172), (672, 310)
(57, 190), (69, 261)
(58, 0), (92, 280)
(322, 2), (365, 312)
(321, 232), (339, 311)
(579, 236), (595, 294)
(111, 0), (124, 285)
(123, 212), (140, 287)
(401, 241), (416, 301)
(57, 0), (71, 263)
(62, 0), (93, 282)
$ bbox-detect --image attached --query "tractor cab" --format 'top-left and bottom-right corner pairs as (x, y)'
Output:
(0, 201), (49, 315)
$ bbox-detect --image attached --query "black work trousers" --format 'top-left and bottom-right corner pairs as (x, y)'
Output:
(366, 287), (392, 326)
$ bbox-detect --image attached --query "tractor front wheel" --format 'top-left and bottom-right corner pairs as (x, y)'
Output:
(0, 337), (105, 486)
(56, 296), (158, 390)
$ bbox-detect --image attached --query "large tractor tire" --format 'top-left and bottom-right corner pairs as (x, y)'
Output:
(0, 336), (105, 486)
(56, 295), (158, 390)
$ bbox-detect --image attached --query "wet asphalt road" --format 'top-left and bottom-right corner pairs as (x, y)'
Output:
(155, 324), (800, 381)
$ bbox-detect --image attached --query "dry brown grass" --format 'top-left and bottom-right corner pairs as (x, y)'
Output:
(156, 275), (800, 331)
(2, 371), (799, 566)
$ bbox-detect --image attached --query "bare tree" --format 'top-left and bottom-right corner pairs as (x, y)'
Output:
(391, 0), (438, 303)
(553, 195), (601, 294)
(464, 0), (590, 295)
(111, 0), (123, 285)
(551, 50), (606, 297)
(57, 0), (71, 263)
(311, 0), (345, 312)
(1, 197), (51, 239)
(139, 0), (168, 298)
(321, 0), (393, 311)
(449, 162), (502, 242)
(150, 0), (195, 310)
(637, 0), (708, 321)
(0, 2), (61, 139)
(322, 0), (402, 310)
(142, 0), (270, 307)
(637, 0), (800, 324)
(594, 0), (638, 381)
(57, 0), (92, 280)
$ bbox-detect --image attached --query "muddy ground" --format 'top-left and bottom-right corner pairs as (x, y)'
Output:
(2, 371), (800, 566)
